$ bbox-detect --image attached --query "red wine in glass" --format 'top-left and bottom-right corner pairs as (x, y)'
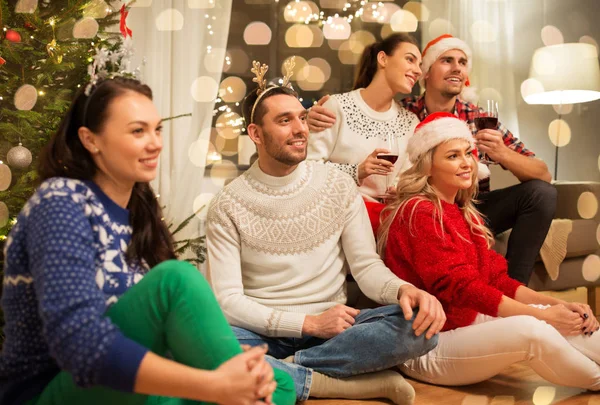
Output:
(474, 116), (498, 131)
(377, 154), (399, 164)
(475, 100), (500, 165)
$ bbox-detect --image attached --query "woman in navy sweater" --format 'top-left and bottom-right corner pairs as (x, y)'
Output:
(378, 112), (600, 389)
(0, 77), (294, 405)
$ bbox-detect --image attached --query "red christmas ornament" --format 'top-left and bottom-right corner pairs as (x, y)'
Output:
(5, 30), (21, 43)
(0, 56), (5, 66)
(24, 22), (37, 31)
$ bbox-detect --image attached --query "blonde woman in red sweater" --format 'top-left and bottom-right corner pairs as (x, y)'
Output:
(378, 112), (600, 390)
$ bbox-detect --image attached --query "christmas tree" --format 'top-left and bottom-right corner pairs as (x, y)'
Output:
(0, 0), (128, 343)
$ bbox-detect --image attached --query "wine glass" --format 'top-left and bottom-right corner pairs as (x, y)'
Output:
(377, 135), (399, 199)
(474, 99), (499, 165)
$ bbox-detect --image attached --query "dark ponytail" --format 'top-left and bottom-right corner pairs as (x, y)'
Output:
(38, 77), (176, 268)
(353, 33), (419, 90)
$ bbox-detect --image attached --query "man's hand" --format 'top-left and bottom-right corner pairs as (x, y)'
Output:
(397, 284), (446, 339)
(302, 304), (360, 339)
(475, 129), (509, 163)
(357, 149), (394, 182)
(307, 95), (336, 132)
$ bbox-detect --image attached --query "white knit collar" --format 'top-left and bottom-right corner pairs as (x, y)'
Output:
(352, 88), (398, 121)
(245, 160), (310, 195)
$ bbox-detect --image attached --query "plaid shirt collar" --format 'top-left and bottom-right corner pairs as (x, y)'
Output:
(408, 93), (472, 122)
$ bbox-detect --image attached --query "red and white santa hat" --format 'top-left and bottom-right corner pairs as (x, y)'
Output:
(408, 112), (490, 180)
(420, 34), (477, 103)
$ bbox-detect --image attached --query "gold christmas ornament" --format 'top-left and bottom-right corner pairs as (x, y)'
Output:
(7, 143), (33, 169)
(46, 39), (63, 64)
(0, 162), (12, 191)
(0, 202), (8, 228)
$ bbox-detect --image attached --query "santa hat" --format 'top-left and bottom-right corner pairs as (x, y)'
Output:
(408, 112), (490, 180)
(420, 34), (477, 104)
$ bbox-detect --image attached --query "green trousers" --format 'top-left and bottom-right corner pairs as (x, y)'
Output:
(29, 260), (295, 405)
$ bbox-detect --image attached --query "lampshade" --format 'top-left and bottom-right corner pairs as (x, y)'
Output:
(524, 43), (600, 105)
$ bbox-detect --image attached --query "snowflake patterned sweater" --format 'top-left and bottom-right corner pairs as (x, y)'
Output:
(307, 89), (420, 201)
(206, 160), (409, 338)
(384, 199), (523, 332)
(0, 178), (149, 405)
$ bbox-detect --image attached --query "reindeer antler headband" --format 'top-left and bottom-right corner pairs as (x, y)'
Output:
(249, 57), (296, 124)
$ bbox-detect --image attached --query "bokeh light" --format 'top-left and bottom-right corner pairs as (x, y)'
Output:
(219, 76), (247, 103)
(403, 1), (429, 21)
(428, 18), (455, 38)
(552, 104), (573, 115)
(390, 9), (418, 32)
(286, 24), (314, 48)
(209, 160), (238, 187)
(471, 20), (497, 43)
(244, 22), (272, 45)
(193, 193), (215, 220)
(191, 76), (219, 102)
(188, 0), (216, 8)
(216, 112), (244, 140)
(582, 254), (600, 282)
(225, 48), (250, 75)
(521, 78), (545, 101)
(73, 17), (99, 38)
(547, 119), (572, 147)
(14, 84), (38, 111)
(82, 0), (109, 18)
(577, 191), (598, 219)
(155, 8), (184, 31)
(323, 17), (351, 40)
(541, 25), (564, 46)
(532, 386), (556, 405)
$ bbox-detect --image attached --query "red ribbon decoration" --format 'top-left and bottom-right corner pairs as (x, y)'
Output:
(120, 5), (133, 38)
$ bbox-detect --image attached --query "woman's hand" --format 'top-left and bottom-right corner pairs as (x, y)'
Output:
(358, 149), (394, 182)
(214, 345), (276, 405)
(563, 302), (599, 335)
(539, 304), (584, 336)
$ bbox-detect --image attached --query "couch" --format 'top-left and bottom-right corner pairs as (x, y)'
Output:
(494, 181), (600, 312)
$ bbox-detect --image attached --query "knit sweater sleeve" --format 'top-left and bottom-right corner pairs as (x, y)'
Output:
(206, 199), (306, 338)
(342, 193), (410, 305)
(25, 191), (148, 392)
(398, 203), (505, 317)
(307, 96), (360, 185)
(486, 247), (523, 298)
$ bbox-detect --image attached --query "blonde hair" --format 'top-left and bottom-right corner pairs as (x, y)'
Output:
(377, 143), (494, 258)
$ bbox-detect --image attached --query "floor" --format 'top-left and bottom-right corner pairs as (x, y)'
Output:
(305, 288), (600, 405)
(305, 362), (599, 404)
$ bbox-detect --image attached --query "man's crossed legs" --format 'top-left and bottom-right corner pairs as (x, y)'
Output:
(232, 305), (438, 403)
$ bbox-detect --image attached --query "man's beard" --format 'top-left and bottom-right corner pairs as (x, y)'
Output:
(441, 86), (462, 99)
(263, 130), (307, 166)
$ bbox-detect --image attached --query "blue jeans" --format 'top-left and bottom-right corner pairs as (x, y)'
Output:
(232, 305), (438, 400)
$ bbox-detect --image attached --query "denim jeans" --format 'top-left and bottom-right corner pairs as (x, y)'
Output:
(232, 304), (438, 400)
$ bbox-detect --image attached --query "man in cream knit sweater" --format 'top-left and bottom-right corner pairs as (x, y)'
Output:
(207, 85), (446, 404)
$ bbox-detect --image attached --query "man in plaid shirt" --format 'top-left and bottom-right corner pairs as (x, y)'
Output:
(307, 35), (556, 285)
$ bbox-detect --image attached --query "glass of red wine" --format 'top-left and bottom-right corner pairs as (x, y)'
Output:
(474, 99), (499, 165)
(377, 134), (399, 199)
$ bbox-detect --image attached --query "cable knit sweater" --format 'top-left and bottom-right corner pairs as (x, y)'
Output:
(384, 198), (522, 331)
(307, 89), (419, 201)
(0, 178), (148, 405)
(207, 160), (408, 338)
